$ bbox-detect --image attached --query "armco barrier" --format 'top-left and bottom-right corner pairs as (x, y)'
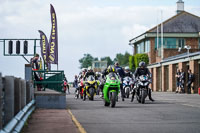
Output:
(0, 72), (35, 133)
(0, 73), (3, 129)
(4, 76), (15, 125)
(0, 100), (35, 133)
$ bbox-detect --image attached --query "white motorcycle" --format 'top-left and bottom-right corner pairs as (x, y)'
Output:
(123, 76), (133, 98)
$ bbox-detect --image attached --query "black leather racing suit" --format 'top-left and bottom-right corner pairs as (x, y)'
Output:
(132, 67), (154, 101)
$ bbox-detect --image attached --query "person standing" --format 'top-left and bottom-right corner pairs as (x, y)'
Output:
(31, 53), (42, 91)
(187, 69), (194, 94)
(115, 62), (125, 101)
(175, 69), (181, 93)
(64, 77), (70, 94)
(179, 69), (185, 93)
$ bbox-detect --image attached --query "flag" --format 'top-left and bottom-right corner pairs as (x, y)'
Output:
(49, 4), (58, 64)
(38, 30), (49, 64)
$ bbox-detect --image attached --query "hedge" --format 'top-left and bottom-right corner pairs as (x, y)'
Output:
(129, 53), (149, 71)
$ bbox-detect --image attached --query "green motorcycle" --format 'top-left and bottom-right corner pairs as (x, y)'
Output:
(103, 72), (120, 108)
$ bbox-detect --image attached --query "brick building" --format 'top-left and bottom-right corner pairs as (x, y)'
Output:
(129, 0), (200, 93)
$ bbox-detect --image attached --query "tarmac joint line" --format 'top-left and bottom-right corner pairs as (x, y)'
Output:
(67, 109), (87, 133)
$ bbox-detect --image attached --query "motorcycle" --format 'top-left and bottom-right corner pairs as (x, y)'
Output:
(123, 76), (133, 98)
(63, 80), (69, 93)
(75, 79), (84, 99)
(133, 75), (151, 104)
(84, 75), (97, 101)
(103, 72), (120, 108)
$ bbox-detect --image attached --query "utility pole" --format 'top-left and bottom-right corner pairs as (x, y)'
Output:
(161, 10), (164, 61)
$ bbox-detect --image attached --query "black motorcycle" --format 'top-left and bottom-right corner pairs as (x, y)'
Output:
(132, 75), (151, 104)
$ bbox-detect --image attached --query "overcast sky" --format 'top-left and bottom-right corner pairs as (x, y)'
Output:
(0, 0), (199, 81)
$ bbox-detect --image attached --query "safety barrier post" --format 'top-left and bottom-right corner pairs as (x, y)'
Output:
(4, 76), (15, 125)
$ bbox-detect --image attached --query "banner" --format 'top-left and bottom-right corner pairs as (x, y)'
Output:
(49, 4), (58, 64)
(38, 30), (49, 64)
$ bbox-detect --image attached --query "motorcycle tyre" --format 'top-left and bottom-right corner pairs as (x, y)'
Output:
(126, 88), (130, 98)
(141, 90), (146, 104)
(111, 92), (117, 108)
(89, 88), (94, 101)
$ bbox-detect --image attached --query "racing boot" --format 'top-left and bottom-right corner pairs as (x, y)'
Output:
(148, 89), (154, 102)
(83, 90), (86, 101)
(120, 84), (125, 101)
(131, 90), (135, 102)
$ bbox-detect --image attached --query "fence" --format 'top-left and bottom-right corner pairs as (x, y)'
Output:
(0, 73), (35, 133)
(32, 70), (65, 93)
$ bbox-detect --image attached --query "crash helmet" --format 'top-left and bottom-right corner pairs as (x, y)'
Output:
(107, 65), (116, 73)
(115, 62), (119, 66)
(96, 72), (101, 77)
(88, 66), (93, 72)
(124, 66), (130, 71)
(139, 61), (146, 68)
(82, 68), (86, 72)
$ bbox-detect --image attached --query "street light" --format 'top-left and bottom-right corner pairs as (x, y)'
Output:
(184, 45), (191, 61)
(177, 45), (191, 61)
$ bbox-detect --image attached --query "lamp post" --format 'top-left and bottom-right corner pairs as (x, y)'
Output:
(184, 45), (191, 61)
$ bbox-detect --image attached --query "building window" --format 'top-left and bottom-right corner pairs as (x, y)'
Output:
(199, 38), (200, 48)
(95, 62), (100, 68)
(136, 41), (145, 54)
(145, 40), (150, 53)
(164, 38), (177, 48)
(177, 38), (185, 48)
(155, 38), (184, 49)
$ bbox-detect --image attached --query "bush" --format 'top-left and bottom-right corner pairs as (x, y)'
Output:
(133, 53), (149, 69)
(129, 55), (134, 71)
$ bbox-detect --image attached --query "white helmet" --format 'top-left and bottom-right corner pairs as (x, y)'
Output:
(125, 66), (130, 71)
(82, 68), (87, 72)
(88, 66), (92, 71)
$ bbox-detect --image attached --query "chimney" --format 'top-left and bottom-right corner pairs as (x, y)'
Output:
(176, 0), (184, 14)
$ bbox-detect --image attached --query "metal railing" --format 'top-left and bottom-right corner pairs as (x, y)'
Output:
(32, 70), (65, 93)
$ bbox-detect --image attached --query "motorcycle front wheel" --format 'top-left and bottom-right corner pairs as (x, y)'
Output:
(89, 88), (94, 101)
(110, 92), (117, 108)
(141, 89), (147, 104)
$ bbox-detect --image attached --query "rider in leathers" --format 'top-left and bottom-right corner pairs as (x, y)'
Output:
(83, 67), (96, 101)
(115, 62), (125, 101)
(132, 61), (154, 102)
(124, 66), (133, 78)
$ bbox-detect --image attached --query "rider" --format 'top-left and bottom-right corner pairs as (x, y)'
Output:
(76, 68), (87, 98)
(83, 67), (96, 80)
(132, 61), (154, 102)
(64, 76), (70, 94)
(115, 62), (125, 101)
(100, 65), (117, 96)
(83, 67), (96, 101)
(78, 68), (87, 81)
(124, 66), (133, 78)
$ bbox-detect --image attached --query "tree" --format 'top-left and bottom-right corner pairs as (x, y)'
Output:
(79, 54), (94, 68)
(114, 52), (130, 67)
(101, 56), (113, 66)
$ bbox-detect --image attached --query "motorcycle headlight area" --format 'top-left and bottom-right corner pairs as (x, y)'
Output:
(139, 81), (148, 86)
(86, 82), (91, 85)
(110, 80), (117, 83)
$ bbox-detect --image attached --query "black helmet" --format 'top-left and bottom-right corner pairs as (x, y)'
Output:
(115, 62), (119, 66)
(139, 61), (146, 68)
